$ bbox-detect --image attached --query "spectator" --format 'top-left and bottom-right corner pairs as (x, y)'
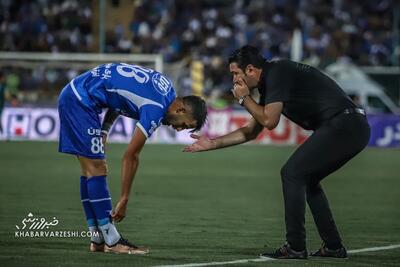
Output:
(0, 0), (396, 103)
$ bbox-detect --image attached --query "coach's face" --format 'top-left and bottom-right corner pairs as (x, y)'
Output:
(229, 62), (260, 90)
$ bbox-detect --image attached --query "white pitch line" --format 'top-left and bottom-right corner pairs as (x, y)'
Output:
(154, 243), (400, 267)
(155, 257), (274, 267)
(348, 244), (400, 254)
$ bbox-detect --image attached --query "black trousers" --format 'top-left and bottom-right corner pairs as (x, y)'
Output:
(281, 113), (370, 251)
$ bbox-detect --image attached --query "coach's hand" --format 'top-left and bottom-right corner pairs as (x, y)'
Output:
(112, 199), (127, 222)
(183, 134), (216, 152)
(232, 77), (250, 100)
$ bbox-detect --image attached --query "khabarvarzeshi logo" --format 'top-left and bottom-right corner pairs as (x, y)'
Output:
(15, 212), (99, 238)
(15, 212), (59, 230)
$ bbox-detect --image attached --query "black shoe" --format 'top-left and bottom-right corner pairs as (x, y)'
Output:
(310, 243), (348, 258)
(261, 242), (308, 259)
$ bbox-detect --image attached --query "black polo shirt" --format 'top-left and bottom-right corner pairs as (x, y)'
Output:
(258, 60), (355, 130)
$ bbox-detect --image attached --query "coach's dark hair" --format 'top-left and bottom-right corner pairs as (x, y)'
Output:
(183, 95), (207, 132)
(228, 45), (265, 71)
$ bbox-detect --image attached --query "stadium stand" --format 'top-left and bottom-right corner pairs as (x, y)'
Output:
(0, 0), (397, 102)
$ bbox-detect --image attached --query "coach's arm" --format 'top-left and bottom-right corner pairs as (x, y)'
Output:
(241, 99), (282, 130)
(112, 127), (147, 222)
(183, 117), (263, 152)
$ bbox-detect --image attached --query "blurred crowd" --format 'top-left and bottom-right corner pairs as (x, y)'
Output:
(124, 0), (397, 97)
(0, 0), (397, 103)
(110, 0), (397, 66)
(0, 0), (93, 52)
(0, 0), (92, 103)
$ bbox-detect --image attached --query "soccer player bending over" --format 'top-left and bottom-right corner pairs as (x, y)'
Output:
(58, 63), (207, 254)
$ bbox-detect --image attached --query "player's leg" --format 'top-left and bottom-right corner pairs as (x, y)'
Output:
(78, 156), (148, 254)
(78, 157), (105, 252)
(78, 157), (119, 246)
(80, 180), (105, 251)
(58, 83), (108, 251)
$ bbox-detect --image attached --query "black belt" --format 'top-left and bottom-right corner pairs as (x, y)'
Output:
(325, 107), (366, 124)
(342, 107), (366, 116)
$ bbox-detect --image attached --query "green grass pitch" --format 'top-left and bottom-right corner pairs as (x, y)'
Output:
(0, 141), (399, 266)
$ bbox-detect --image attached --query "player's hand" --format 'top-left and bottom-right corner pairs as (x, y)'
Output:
(101, 130), (108, 151)
(111, 199), (127, 222)
(183, 134), (216, 152)
(102, 134), (107, 147)
(232, 77), (250, 100)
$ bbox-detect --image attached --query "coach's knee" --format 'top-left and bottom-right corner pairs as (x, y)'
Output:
(280, 162), (304, 184)
(85, 159), (108, 177)
(281, 162), (293, 181)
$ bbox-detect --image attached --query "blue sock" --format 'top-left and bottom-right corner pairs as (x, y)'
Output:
(80, 176), (104, 244)
(80, 176), (97, 227)
(87, 175), (120, 246)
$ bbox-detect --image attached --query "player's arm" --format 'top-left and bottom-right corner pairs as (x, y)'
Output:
(101, 109), (119, 136)
(183, 117), (263, 152)
(112, 127), (146, 222)
(101, 109), (119, 146)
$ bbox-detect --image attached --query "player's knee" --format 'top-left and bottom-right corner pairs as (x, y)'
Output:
(100, 161), (109, 175)
(87, 160), (108, 177)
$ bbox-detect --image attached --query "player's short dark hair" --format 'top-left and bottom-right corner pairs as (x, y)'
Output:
(228, 45), (265, 71)
(183, 95), (207, 132)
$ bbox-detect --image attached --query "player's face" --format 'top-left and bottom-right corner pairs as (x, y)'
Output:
(163, 113), (197, 132)
(229, 63), (259, 89)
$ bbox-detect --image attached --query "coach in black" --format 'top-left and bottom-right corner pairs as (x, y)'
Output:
(184, 45), (370, 259)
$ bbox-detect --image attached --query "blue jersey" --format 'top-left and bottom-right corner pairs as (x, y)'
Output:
(72, 63), (176, 138)
(58, 63), (176, 159)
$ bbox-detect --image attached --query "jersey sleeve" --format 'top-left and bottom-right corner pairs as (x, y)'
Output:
(136, 105), (165, 138)
(263, 63), (292, 104)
